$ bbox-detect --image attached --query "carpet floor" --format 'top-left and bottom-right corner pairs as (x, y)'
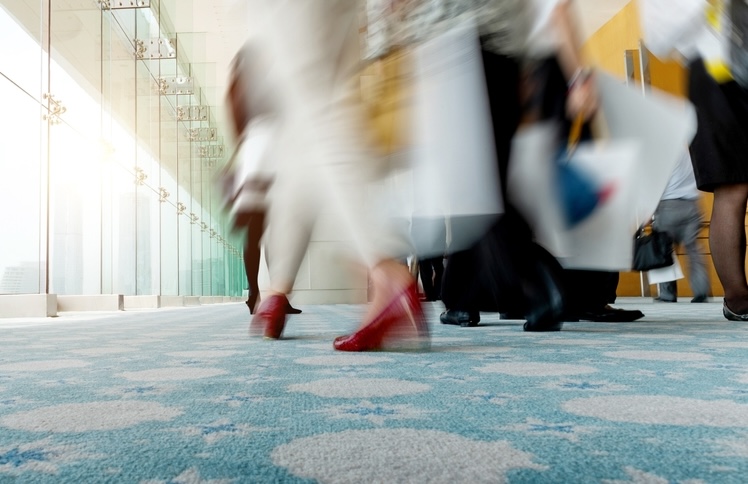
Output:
(0, 299), (747, 483)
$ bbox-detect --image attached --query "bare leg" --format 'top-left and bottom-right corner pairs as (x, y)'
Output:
(240, 211), (265, 313)
(710, 184), (748, 313)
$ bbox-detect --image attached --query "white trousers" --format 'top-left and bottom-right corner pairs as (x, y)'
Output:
(247, 0), (410, 291)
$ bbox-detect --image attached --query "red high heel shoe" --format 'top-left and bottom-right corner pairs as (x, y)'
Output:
(333, 282), (429, 352)
(250, 294), (289, 339)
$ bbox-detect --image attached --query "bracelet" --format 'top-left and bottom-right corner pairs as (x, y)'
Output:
(567, 67), (593, 90)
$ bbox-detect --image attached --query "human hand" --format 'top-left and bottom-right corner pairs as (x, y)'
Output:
(566, 68), (598, 121)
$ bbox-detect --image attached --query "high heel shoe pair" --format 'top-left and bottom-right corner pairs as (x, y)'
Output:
(250, 283), (429, 351)
(333, 282), (430, 352)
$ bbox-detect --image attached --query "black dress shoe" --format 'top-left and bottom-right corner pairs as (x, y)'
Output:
(500, 312), (524, 320)
(578, 305), (644, 322)
(691, 295), (708, 303)
(440, 310), (480, 327)
(654, 297), (676, 303)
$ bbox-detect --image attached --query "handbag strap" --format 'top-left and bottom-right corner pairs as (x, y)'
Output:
(567, 113), (584, 155)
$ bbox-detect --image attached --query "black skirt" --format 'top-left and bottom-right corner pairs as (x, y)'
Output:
(688, 58), (748, 192)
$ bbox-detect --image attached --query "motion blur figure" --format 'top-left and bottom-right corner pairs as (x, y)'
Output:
(372, 0), (599, 331)
(245, 0), (428, 350)
(224, 45), (301, 317)
(641, 0), (748, 320)
(652, 150), (710, 303)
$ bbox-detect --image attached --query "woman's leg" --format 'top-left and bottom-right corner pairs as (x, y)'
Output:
(242, 211), (265, 313)
(710, 183), (748, 313)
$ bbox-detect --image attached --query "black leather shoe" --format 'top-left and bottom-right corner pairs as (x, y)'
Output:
(523, 319), (563, 332)
(440, 310), (480, 327)
(579, 305), (644, 322)
(500, 312), (524, 320)
(654, 297), (676, 303)
(691, 295), (708, 303)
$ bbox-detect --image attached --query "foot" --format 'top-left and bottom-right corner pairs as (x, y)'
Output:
(578, 305), (644, 323)
(249, 294), (289, 339)
(440, 309), (480, 327)
(333, 282), (429, 351)
(691, 295), (708, 303)
(723, 301), (748, 321)
(654, 297), (676, 303)
(499, 312), (524, 320)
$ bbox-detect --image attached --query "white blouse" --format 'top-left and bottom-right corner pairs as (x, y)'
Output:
(364, 0), (532, 59)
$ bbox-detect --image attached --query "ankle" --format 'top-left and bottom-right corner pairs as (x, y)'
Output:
(725, 297), (748, 314)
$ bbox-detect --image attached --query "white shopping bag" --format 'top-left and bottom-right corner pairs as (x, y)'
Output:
(508, 122), (642, 270)
(508, 72), (697, 271)
(647, 256), (685, 284)
(638, 0), (707, 59)
(407, 19), (503, 257)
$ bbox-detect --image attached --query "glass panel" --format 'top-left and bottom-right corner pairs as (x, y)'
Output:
(0, 76), (45, 294)
(135, 59), (159, 295)
(105, 8), (138, 296)
(47, 2), (104, 295)
(0, 1), (45, 102)
(159, 62), (179, 295)
(0, 2), (46, 295)
(177, 115), (192, 296)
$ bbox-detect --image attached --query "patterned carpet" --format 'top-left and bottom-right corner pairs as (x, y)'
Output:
(1, 299), (747, 483)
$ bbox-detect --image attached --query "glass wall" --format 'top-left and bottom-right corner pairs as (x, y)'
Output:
(0, 0), (243, 302)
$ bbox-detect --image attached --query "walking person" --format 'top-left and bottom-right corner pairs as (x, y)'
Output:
(224, 44), (301, 317)
(640, 0), (748, 319)
(652, 150), (710, 303)
(246, 0), (428, 351)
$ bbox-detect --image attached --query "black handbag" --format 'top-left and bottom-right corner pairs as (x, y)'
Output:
(632, 226), (674, 271)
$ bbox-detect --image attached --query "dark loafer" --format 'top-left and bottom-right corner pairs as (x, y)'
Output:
(440, 310), (480, 327)
(579, 305), (644, 322)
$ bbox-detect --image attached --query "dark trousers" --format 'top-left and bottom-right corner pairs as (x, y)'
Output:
(440, 50), (531, 313)
(419, 256), (444, 300)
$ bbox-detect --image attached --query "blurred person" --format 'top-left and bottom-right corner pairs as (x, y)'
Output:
(376, 0), (598, 331)
(523, 49), (645, 323)
(245, 0), (428, 351)
(223, 44), (301, 317)
(640, 0), (748, 319)
(506, 53), (646, 324)
(652, 150), (710, 303)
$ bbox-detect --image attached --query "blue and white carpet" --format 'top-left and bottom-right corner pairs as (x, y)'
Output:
(0, 300), (747, 483)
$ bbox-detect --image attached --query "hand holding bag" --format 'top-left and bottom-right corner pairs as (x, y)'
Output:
(632, 224), (674, 271)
